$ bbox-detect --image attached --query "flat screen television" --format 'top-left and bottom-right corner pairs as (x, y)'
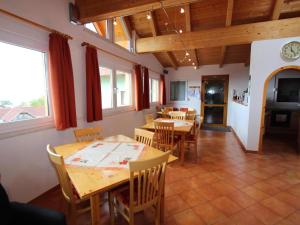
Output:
(277, 78), (300, 102)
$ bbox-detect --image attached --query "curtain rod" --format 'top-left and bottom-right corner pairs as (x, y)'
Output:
(81, 42), (162, 75)
(0, 8), (73, 40)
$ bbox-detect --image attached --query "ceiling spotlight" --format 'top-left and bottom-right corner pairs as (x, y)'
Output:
(147, 12), (152, 20)
(188, 58), (191, 62)
(192, 62), (195, 65)
(194, 66), (197, 70)
(179, 29), (183, 34)
(180, 7), (185, 14)
(113, 18), (117, 26)
(185, 52), (189, 56)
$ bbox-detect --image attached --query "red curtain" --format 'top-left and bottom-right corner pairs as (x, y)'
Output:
(134, 65), (143, 111)
(86, 46), (102, 122)
(48, 33), (77, 130)
(160, 74), (166, 105)
(143, 67), (150, 109)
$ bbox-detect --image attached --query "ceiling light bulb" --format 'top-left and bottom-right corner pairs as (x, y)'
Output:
(180, 7), (185, 14)
(113, 18), (117, 26)
(192, 62), (195, 65)
(185, 52), (189, 56)
(147, 12), (151, 20)
(188, 58), (191, 62)
(194, 66), (197, 70)
(179, 29), (183, 33)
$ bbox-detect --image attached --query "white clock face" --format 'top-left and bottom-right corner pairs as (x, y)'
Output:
(281, 41), (300, 60)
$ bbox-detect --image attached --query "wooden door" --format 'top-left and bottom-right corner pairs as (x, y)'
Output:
(201, 75), (229, 127)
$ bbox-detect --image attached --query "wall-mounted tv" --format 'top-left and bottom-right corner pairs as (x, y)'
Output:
(277, 78), (300, 102)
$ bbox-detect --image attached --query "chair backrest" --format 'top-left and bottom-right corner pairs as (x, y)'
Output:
(164, 107), (173, 112)
(134, 128), (154, 147)
(186, 111), (196, 120)
(47, 145), (75, 203)
(154, 121), (174, 151)
(144, 114), (154, 124)
(179, 107), (189, 112)
(73, 127), (103, 142)
(129, 151), (170, 212)
(169, 111), (186, 120)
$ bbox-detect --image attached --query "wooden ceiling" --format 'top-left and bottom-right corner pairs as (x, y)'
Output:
(76, 0), (300, 69)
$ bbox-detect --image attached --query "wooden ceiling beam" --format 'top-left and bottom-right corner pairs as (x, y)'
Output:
(271, 0), (285, 20)
(136, 17), (300, 53)
(93, 22), (105, 36)
(148, 10), (177, 69)
(121, 16), (132, 39)
(149, 11), (158, 37)
(76, 0), (201, 23)
(166, 52), (178, 70)
(219, 0), (234, 68)
(185, 4), (199, 68)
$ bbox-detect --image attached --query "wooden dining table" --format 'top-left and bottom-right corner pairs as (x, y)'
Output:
(142, 118), (194, 164)
(54, 134), (177, 225)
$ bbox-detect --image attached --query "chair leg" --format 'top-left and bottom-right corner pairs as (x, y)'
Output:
(108, 192), (115, 225)
(129, 212), (135, 225)
(155, 202), (161, 225)
(67, 203), (77, 225)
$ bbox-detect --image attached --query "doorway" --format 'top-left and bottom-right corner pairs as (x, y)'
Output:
(259, 66), (300, 153)
(201, 75), (229, 127)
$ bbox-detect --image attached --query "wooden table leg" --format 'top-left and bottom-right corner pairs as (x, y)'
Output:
(180, 134), (185, 165)
(91, 195), (101, 225)
(160, 182), (165, 224)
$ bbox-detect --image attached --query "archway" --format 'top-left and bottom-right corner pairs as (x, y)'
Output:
(259, 65), (300, 152)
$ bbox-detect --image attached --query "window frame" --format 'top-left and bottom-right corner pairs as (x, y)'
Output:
(0, 39), (53, 139)
(99, 66), (114, 110)
(169, 80), (188, 102)
(149, 78), (160, 105)
(99, 64), (134, 116)
(115, 69), (133, 109)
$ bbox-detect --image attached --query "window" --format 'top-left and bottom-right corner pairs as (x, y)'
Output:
(99, 66), (133, 111)
(170, 81), (186, 101)
(0, 41), (49, 124)
(85, 21), (107, 37)
(100, 67), (113, 109)
(150, 78), (159, 103)
(113, 17), (131, 51)
(116, 70), (132, 107)
(84, 23), (97, 33)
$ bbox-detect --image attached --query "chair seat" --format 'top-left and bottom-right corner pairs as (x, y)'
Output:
(111, 184), (136, 208)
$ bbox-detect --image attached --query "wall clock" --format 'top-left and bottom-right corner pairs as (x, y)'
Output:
(281, 41), (300, 60)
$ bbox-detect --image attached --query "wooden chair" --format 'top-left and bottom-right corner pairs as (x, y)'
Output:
(134, 128), (154, 147)
(154, 121), (178, 153)
(73, 127), (103, 142)
(47, 145), (91, 225)
(161, 107), (173, 118)
(184, 123), (199, 162)
(186, 111), (196, 120)
(145, 114), (154, 124)
(179, 107), (189, 112)
(108, 151), (170, 225)
(169, 111), (186, 120)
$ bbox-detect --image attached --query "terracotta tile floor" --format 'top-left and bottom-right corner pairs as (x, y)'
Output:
(32, 130), (300, 225)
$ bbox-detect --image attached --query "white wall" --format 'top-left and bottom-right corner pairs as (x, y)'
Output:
(0, 0), (163, 202)
(248, 37), (300, 151)
(166, 64), (250, 146)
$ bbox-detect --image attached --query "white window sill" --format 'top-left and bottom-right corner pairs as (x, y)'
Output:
(0, 117), (54, 140)
(103, 106), (135, 117)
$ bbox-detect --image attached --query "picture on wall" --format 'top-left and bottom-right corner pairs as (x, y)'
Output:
(187, 85), (201, 101)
